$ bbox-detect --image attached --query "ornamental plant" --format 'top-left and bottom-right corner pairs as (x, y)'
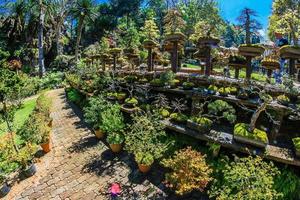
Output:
(161, 147), (212, 195)
(207, 100), (236, 123)
(209, 156), (282, 200)
(83, 95), (108, 130)
(100, 104), (125, 134)
(15, 143), (38, 169)
(125, 112), (170, 161)
(106, 132), (125, 145)
(164, 9), (185, 34)
(135, 152), (154, 166)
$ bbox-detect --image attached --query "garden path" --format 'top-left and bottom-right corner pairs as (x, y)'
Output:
(5, 89), (166, 200)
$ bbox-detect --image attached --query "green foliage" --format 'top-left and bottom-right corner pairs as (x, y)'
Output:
(208, 84), (218, 92)
(125, 112), (170, 160)
(106, 132), (124, 145)
(160, 70), (175, 85)
(159, 108), (170, 118)
(170, 113), (188, 123)
(190, 117), (213, 130)
(119, 21), (140, 49)
(125, 97), (138, 106)
(218, 87), (230, 95)
(207, 100), (236, 123)
(274, 167), (300, 200)
(135, 152), (154, 165)
(141, 18), (159, 41)
(209, 156), (282, 200)
(162, 147), (212, 195)
(100, 104), (125, 134)
(164, 9), (185, 34)
(38, 72), (65, 90)
(35, 94), (52, 117)
(191, 19), (221, 41)
(15, 143), (38, 169)
(83, 95), (108, 129)
(277, 95), (290, 104)
(50, 55), (74, 69)
(66, 88), (83, 105)
(234, 123), (268, 143)
(292, 137), (300, 151)
(150, 78), (164, 87)
(182, 81), (195, 90)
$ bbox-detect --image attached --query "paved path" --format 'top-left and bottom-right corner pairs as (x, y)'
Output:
(5, 89), (166, 200)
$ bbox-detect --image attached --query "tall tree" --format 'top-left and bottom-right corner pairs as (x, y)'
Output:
(269, 0), (300, 44)
(237, 8), (262, 44)
(71, 0), (96, 61)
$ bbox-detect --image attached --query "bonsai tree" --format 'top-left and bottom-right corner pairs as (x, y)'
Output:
(207, 100), (236, 124)
(142, 17), (159, 71)
(170, 98), (188, 124)
(209, 156), (282, 199)
(161, 147), (213, 195)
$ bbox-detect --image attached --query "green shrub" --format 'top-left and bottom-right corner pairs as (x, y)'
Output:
(274, 167), (300, 200)
(160, 70), (175, 84)
(135, 152), (154, 165)
(208, 100), (236, 123)
(182, 81), (195, 89)
(234, 123), (268, 143)
(66, 88), (82, 104)
(35, 94), (52, 117)
(15, 143), (38, 169)
(83, 95), (108, 129)
(160, 108), (170, 118)
(209, 156), (282, 200)
(292, 137), (300, 151)
(39, 72), (64, 89)
(190, 117), (213, 129)
(208, 85), (218, 92)
(218, 87), (230, 95)
(106, 132), (125, 144)
(125, 97), (138, 106)
(150, 78), (164, 86)
(50, 55), (74, 69)
(277, 95), (290, 104)
(100, 104), (125, 134)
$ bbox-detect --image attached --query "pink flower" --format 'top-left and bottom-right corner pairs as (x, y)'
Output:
(110, 183), (121, 196)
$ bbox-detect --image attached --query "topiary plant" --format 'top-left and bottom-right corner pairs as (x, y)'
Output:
(161, 147), (212, 195)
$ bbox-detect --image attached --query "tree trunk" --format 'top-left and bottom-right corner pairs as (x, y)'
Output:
(245, 11), (251, 44)
(205, 46), (212, 76)
(75, 16), (85, 62)
(249, 102), (267, 133)
(56, 21), (63, 56)
(245, 56), (252, 81)
(38, 2), (45, 78)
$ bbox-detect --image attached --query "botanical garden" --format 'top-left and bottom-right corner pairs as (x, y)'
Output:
(0, 0), (300, 199)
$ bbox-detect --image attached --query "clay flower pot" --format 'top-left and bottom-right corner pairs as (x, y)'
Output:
(94, 129), (105, 139)
(138, 164), (152, 173)
(109, 144), (122, 153)
(41, 141), (51, 153)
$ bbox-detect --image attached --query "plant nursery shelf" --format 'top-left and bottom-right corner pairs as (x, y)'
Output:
(162, 119), (300, 167)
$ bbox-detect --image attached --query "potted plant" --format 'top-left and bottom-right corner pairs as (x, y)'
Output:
(292, 137), (300, 157)
(40, 123), (51, 153)
(124, 97), (138, 108)
(150, 78), (164, 87)
(228, 86), (238, 95)
(170, 79), (180, 88)
(233, 123), (268, 148)
(0, 173), (10, 198)
(116, 92), (127, 103)
(83, 96), (109, 139)
(218, 87), (230, 97)
(16, 143), (38, 178)
(187, 116), (213, 133)
(159, 108), (170, 118)
(106, 132), (125, 153)
(277, 95), (290, 106)
(170, 113), (188, 124)
(207, 85), (218, 95)
(101, 105), (125, 153)
(207, 100), (236, 124)
(125, 113), (169, 173)
(237, 88), (249, 100)
(208, 142), (221, 157)
(182, 81), (195, 90)
(135, 152), (154, 173)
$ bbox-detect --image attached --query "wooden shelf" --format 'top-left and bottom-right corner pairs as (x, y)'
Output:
(162, 119), (300, 167)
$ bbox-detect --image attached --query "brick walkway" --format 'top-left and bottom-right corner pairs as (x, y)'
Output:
(5, 89), (166, 200)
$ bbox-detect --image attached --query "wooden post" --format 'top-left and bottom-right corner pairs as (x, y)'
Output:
(289, 59), (296, 78)
(171, 41), (178, 73)
(245, 56), (252, 81)
(235, 68), (239, 79)
(267, 69), (272, 83)
(147, 48), (152, 71)
(205, 46), (211, 76)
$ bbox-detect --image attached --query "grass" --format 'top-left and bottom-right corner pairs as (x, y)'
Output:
(0, 98), (37, 137)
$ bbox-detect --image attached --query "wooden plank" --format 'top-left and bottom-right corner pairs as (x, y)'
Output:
(162, 120), (300, 167)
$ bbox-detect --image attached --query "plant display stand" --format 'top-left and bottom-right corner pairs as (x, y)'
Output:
(109, 48), (122, 71)
(143, 40), (158, 71)
(196, 37), (220, 76)
(163, 33), (185, 73)
(238, 45), (265, 81)
(261, 60), (280, 83)
(279, 46), (300, 78)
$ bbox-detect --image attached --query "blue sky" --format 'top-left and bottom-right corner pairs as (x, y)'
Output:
(217, 0), (273, 35)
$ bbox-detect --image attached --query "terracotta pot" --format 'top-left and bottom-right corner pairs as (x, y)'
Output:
(138, 164), (152, 173)
(41, 141), (51, 153)
(94, 129), (105, 139)
(109, 144), (122, 153)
